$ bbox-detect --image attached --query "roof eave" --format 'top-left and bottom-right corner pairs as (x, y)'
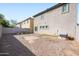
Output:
(33, 3), (65, 17)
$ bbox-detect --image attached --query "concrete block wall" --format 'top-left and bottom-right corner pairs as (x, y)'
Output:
(2, 27), (31, 34)
(0, 25), (2, 38)
(2, 27), (19, 34)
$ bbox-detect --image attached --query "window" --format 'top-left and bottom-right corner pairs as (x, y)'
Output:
(40, 25), (48, 29)
(41, 15), (44, 20)
(24, 22), (25, 24)
(27, 20), (29, 23)
(46, 25), (48, 28)
(40, 26), (42, 28)
(62, 3), (69, 13)
(43, 26), (44, 28)
(35, 26), (38, 31)
(40, 26), (44, 29)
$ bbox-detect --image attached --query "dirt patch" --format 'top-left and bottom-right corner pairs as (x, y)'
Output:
(1, 34), (79, 56)
(23, 36), (39, 44)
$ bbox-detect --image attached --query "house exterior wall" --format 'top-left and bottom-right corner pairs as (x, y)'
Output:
(76, 25), (79, 41)
(21, 20), (30, 29)
(16, 20), (30, 29)
(16, 24), (21, 28)
(34, 3), (77, 38)
(16, 18), (34, 33)
(29, 18), (34, 33)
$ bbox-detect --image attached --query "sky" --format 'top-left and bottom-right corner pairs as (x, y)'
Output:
(0, 3), (56, 23)
(77, 4), (79, 24)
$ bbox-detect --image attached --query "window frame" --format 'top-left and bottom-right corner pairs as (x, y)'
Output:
(40, 14), (44, 20)
(46, 25), (48, 28)
(42, 26), (44, 28)
(62, 3), (69, 14)
(40, 26), (42, 29)
(27, 20), (29, 23)
(35, 26), (38, 31)
(40, 25), (48, 29)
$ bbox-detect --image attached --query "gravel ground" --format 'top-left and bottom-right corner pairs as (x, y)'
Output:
(0, 34), (79, 56)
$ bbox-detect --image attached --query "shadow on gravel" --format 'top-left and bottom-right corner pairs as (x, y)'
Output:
(0, 34), (35, 56)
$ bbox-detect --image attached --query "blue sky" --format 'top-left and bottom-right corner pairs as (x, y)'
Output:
(0, 3), (56, 23)
(77, 4), (79, 24)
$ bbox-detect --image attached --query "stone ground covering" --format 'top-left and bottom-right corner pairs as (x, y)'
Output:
(0, 34), (79, 56)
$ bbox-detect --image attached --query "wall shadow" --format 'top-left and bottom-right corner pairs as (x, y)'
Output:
(0, 34), (35, 56)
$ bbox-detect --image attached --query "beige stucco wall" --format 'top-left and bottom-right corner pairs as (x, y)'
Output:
(76, 25), (79, 41)
(16, 19), (31, 29)
(16, 24), (21, 28)
(21, 20), (30, 28)
(34, 3), (77, 38)
(16, 18), (34, 33)
(16, 20), (30, 29)
(29, 18), (34, 33)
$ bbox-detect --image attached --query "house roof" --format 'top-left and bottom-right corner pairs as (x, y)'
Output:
(33, 3), (65, 17)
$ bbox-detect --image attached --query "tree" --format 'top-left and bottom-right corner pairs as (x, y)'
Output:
(0, 14), (4, 19)
(0, 14), (10, 27)
(10, 20), (17, 28)
(11, 20), (17, 25)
